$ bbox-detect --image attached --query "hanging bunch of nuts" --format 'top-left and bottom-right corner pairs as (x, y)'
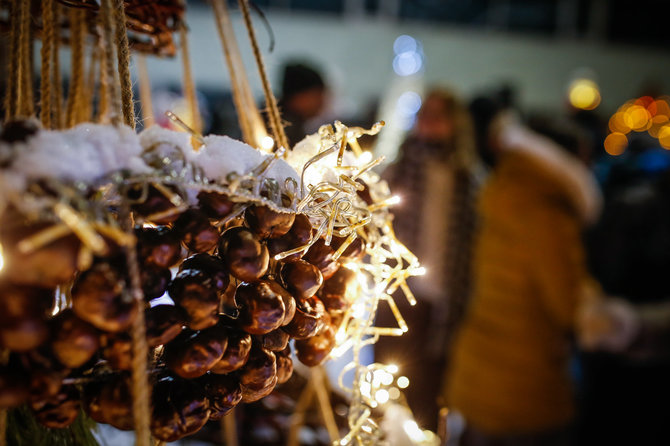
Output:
(0, 122), (364, 442)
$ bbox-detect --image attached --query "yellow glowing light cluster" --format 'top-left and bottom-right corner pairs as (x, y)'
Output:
(289, 122), (425, 445)
(605, 96), (670, 155)
(568, 79), (601, 111)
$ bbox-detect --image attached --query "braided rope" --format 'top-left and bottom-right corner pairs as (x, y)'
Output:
(18, 0), (35, 117)
(39, 0), (55, 128)
(99, 0), (121, 126)
(52, 0), (64, 128)
(212, 0), (253, 144)
(237, 0), (288, 151)
(179, 23), (201, 134)
(112, 0), (135, 128)
(65, 7), (85, 127)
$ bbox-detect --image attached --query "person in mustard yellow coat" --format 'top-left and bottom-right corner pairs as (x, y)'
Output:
(443, 106), (602, 446)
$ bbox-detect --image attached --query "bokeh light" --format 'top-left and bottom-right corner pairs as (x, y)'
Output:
(397, 376), (410, 389)
(624, 105), (652, 131)
(392, 35), (424, 76)
(659, 124), (670, 150)
(604, 132), (628, 156)
(260, 135), (274, 151)
(568, 79), (601, 110)
(375, 389), (390, 404)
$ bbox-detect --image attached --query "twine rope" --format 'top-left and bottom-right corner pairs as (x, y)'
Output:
(112, 0), (135, 129)
(3, 0), (20, 121)
(39, 0), (55, 128)
(65, 7), (85, 127)
(52, 0), (64, 128)
(117, 202), (151, 446)
(99, 0), (122, 126)
(179, 23), (201, 134)
(136, 55), (154, 127)
(18, 0), (35, 117)
(237, 0), (289, 151)
(212, 0), (254, 144)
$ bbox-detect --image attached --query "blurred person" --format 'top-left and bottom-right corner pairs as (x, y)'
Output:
(443, 98), (602, 446)
(576, 143), (670, 446)
(278, 62), (327, 147)
(377, 88), (483, 430)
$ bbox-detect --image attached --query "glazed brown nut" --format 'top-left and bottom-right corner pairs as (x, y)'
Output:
(218, 227), (269, 282)
(145, 304), (186, 347)
(210, 329), (252, 374)
(245, 205), (295, 239)
(235, 280), (287, 335)
(179, 253), (230, 291)
(173, 208), (220, 253)
(275, 348), (294, 384)
(140, 264), (172, 301)
(129, 184), (183, 225)
(102, 334), (133, 371)
(267, 213), (314, 261)
(21, 349), (69, 402)
(0, 366), (29, 408)
(240, 375), (277, 403)
(30, 385), (80, 429)
(168, 269), (221, 330)
(303, 237), (340, 280)
(239, 346), (276, 390)
(0, 225), (80, 288)
(197, 190), (234, 220)
(280, 259), (323, 300)
(320, 266), (358, 314)
(283, 296), (326, 340)
(0, 282), (53, 351)
(151, 377), (211, 442)
(201, 373), (243, 420)
(136, 226), (182, 269)
(71, 262), (137, 333)
(257, 329), (290, 352)
(96, 374), (135, 430)
(295, 322), (336, 367)
(288, 214), (314, 245)
(82, 380), (106, 424)
(51, 309), (100, 369)
(164, 326), (228, 379)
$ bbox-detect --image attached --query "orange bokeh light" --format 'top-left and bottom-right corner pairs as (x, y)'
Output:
(604, 132), (628, 156)
(659, 125), (670, 150)
(624, 105), (652, 132)
(609, 111), (631, 134)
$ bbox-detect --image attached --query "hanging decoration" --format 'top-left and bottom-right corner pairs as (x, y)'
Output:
(0, 1), (425, 445)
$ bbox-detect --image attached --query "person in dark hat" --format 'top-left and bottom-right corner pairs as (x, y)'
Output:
(279, 62), (327, 147)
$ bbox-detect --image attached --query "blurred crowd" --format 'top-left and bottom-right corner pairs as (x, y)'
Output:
(274, 61), (670, 446)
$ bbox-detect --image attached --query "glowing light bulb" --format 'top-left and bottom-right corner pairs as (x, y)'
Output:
(375, 389), (390, 404)
(388, 195), (401, 206)
(414, 266), (426, 276)
(403, 420), (425, 442)
(397, 376), (410, 389)
(381, 371), (394, 386)
(358, 151), (373, 165)
(260, 136), (274, 151)
(386, 364), (399, 374)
